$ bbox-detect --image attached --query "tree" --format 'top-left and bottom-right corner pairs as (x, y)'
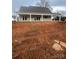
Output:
(36, 0), (52, 10)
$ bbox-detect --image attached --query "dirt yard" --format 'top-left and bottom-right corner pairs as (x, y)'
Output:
(12, 21), (66, 59)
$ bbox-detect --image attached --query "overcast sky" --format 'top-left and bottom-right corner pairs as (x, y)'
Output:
(12, 0), (66, 15)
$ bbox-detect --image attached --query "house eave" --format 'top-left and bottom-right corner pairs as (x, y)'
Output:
(17, 12), (52, 15)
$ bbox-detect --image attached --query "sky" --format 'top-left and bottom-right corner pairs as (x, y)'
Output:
(12, 0), (66, 15)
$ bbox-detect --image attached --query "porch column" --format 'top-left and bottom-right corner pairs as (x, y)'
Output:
(17, 15), (19, 21)
(54, 18), (56, 21)
(15, 16), (17, 21)
(20, 16), (22, 21)
(51, 15), (54, 21)
(41, 14), (43, 21)
(52, 15), (56, 21)
(30, 13), (31, 21)
(19, 17), (21, 21)
(59, 15), (61, 22)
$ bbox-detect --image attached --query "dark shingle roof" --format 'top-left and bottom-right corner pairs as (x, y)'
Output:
(18, 6), (52, 14)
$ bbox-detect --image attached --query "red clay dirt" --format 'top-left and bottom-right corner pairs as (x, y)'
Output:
(12, 21), (66, 59)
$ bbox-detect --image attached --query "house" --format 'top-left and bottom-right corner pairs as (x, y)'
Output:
(16, 6), (53, 21)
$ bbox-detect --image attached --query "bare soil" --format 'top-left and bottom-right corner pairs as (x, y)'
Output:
(12, 21), (66, 59)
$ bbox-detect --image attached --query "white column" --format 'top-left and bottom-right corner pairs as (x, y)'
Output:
(21, 16), (22, 21)
(53, 16), (55, 22)
(51, 16), (54, 21)
(18, 17), (21, 21)
(15, 16), (17, 21)
(30, 14), (31, 21)
(52, 15), (55, 21)
(19, 16), (21, 21)
(59, 15), (61, 22)
(16, 15), (19, 21)
(51, 15), (52, 21)
(54, 18), (55, 21)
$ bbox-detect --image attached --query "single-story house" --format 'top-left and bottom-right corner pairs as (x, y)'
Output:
(16, 6), (53, 21)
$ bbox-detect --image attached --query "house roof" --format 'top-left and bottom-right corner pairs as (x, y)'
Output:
(18, 6), (52, 14)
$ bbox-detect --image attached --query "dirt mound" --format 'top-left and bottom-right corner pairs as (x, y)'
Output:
(12, 21), (66, 59)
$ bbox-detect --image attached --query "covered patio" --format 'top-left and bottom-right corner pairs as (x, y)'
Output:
(18, 13), (52, 21)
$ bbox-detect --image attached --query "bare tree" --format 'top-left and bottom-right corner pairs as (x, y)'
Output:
(36, 0), (46, 7)
(36, 0), (52, 10)
(40, 0), (47, 7)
